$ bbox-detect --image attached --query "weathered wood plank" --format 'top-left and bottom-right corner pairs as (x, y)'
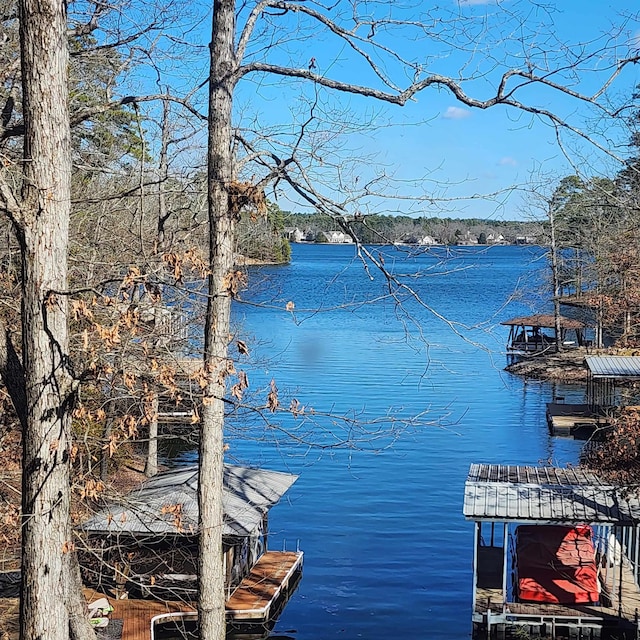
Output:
(226, 550), (303, 620)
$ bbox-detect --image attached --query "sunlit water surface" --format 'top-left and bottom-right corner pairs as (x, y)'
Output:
(169, 244), (585, 639)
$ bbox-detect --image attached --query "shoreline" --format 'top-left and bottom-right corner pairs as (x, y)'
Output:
(505, 347), (640, 382)
(504, 348), (591, 382)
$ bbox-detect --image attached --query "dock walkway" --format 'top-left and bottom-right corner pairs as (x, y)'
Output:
(84, 551), (303, 640)
(226, 550), (303, 621)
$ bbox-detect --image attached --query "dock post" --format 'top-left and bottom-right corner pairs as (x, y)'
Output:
(501, 523), (508, 606)
(472, 522), (479, 614)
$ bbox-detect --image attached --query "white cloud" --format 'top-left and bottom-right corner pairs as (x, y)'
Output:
(442, 106), (471, 120)
(498, 156), (518, 167)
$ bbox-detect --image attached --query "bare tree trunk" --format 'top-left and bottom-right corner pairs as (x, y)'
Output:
(198, 2), (237, 639)
(0, 322), (27, 428)
(548, 204), (563, 353)
(157, 96), (171, 249)
(18, 3), (93, 639)
(100, 409), (113, 482)
(144, 392), (159, 477)
(66, 554), (97, 640)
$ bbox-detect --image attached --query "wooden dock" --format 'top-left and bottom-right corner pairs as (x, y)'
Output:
(0, 552), (303, 640)
(87, 551), (302, 639)
(90, 594), (195, 640)
(546, 403), (612, 439)
(226, 551), (303, 621)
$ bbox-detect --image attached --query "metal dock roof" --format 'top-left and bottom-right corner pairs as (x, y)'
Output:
(464, 464), (640, 525)
(585, 355), (640, 378)
(83, 464), (297, 538)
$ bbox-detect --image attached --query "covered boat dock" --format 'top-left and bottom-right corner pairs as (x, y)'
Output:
(502, 314), (587, 355)
(547, 356), (640, 437)
(464, 464), (640, 639)
(586, 355), (640, 409)
(79, 464), (304, 638)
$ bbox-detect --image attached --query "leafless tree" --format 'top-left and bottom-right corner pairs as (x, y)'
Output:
(0, 2), (639, 639)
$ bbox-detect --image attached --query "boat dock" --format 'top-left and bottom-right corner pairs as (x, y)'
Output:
(475, 549), (640, 636)
(0, 552), (303, 640)
(100, 551), (302, 639)
(226, 550), (303, 622)
(465, 464), (640, 639)
(546, 403), (612, 438)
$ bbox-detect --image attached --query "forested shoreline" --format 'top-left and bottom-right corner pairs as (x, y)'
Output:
(281, 211), (546, 246)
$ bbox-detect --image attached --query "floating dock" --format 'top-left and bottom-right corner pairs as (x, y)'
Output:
(546, 403), (612, 439)
(226, 550), (303, 622)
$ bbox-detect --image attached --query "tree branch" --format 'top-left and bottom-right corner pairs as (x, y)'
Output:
(1, 93), (207, 142)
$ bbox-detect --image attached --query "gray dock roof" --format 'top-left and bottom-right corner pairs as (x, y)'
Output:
(464, 464), (640, 525)
(82, 464), (297, 538)
(585, 355), (640, 378)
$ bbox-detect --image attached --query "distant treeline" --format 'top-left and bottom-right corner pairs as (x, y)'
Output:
(283, 212), (546, 245)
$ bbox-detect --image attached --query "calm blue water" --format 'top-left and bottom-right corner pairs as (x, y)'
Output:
(176, 244), (586, 639)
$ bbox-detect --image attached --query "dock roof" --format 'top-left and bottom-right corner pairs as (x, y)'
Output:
(585, 355), (640, 378)
(500, 314), (585, 330)
(463, 464), (640, 525)
(82, 464), (297, 538)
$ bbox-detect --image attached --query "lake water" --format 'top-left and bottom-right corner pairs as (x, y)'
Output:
(173, 244), (587, 639)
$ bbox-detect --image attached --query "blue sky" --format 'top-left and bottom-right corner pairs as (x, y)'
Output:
(127, 0), (640, 221)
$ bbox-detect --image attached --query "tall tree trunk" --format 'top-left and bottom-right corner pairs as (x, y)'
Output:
(156, 96), (171, 249)
(66, 554), (97, 640)
(548, 204), (562, 353)
(100, 408), (114, 481)
(144, 392), (159, 478)
(18, 3), (93, 639)
(198, 2), (237, 639)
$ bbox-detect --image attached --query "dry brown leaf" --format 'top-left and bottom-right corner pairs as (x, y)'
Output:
(267, 379), (279, 413)
(61, 540), (75, 554)
(237, 340), (249, 355)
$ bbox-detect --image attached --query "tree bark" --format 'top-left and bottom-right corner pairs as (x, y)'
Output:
(66, 553), (97, 640)
(156, 97), (171, 249)
(144, 392), (159, 478)
(18, 2), (93, 639)
(198, 2), (237, 639)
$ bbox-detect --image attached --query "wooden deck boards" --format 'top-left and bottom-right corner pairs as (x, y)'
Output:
(226, 551), (303, 620)
(86, 551), (303, 639)
(474, 565), (640, 626)
(546, 403), (611, 438)
(85, 590), (195, 640)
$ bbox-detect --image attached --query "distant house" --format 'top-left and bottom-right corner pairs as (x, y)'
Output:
(515, 235), (538, 245)
(418, 235), (438, 246)
(320, 230), (353, 244)
(284, 227), (306, 243)
(486, 233), (505, 245)
(81, 464), (303, 624)
(455, 231), (479, 246)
